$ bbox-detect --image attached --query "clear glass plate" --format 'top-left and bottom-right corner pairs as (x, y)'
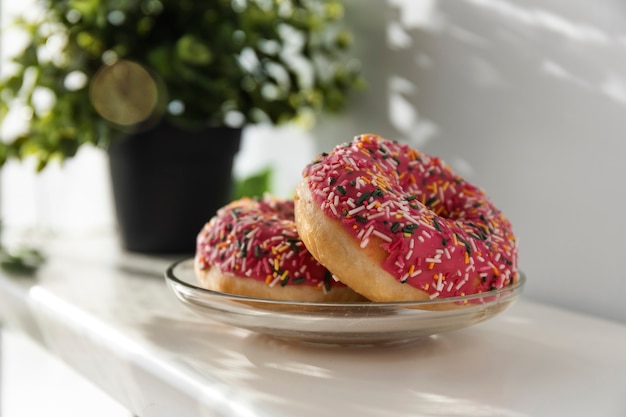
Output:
(165, 259), (525, 347)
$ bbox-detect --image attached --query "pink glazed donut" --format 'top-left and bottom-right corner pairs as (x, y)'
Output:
(294, 134), (519, 302)
(195, 196), (365, 302)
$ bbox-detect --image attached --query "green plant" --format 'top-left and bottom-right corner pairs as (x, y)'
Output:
(233, 166), (273, 199)
(0, 0), (364, 170)
(0, 222), (46, 274)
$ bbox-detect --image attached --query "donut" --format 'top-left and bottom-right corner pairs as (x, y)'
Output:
(294, 134), (519, 303)
(194, 196), (365, 302)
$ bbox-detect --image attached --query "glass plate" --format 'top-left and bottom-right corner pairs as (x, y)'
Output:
(165, 259), (525, 347)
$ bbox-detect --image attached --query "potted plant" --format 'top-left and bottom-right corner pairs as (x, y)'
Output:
(0, 0), (363, 254)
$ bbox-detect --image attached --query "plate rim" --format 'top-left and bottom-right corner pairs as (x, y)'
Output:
(165, 258), (525, 308)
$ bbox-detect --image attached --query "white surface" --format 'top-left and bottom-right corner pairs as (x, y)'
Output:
(1, 330), (130, 417)
(0, 236), (624, 417)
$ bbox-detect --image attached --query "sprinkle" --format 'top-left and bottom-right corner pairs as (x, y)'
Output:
(372, 230), (393, 242)
(329, 203), (339, 217)
(294, 134), (517, 299)
(368, 211), (385, 220)
(363, 225), (375, 240)
(269, 276), (281, 287)
(356, 191), (371, 205)
(410, 268), (423, 277)
(402, 224), (418, 234)
(347, 205), (366, 216)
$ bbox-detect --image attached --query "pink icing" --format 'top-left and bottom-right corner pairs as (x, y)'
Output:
(196, 196), (343, 292)
(303, 134), (518, 299)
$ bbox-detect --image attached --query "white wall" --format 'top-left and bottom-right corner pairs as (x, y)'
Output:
(2, 0), (625, 323)
(310, 0), (626, 323)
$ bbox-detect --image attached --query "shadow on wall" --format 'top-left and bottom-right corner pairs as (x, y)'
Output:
(313, 0), (626, 323)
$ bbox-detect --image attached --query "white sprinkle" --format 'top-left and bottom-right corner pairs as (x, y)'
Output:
(437, 275), (444, 291)
(447, 281), (454, 292)
(363, 225), (375, 240)
(400, 273), (409, 283)
(418, 236), (425, 243)
(360, 237), (370, 248)
(348, 205), (365, 216)
(456, 273), (469, 290)
(367, 200), (378, 210)
(429, 292), (440, 300)
(409, 239), (415, 249)
(372, 230), (392, 242)
(269, 276), (281, 287)
(368, 211), (385, 220)
(425, 257), (442, 263)
(246, 227), (259, 239)
(405, 249), (414, 261)
(410, 268), (423, 277)
(422, 230), (432, 239)
(316, 190), (329, 199)
(444, 248), (451, 259)
(329, 202), (339, 217)
(420, 220), (437, 231)
(494, 253), (501, 262)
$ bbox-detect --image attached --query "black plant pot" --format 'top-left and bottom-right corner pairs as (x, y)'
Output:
(108, 122), (241, 254)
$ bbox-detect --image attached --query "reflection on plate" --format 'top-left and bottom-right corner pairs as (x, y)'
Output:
(165, 259), (525, 347)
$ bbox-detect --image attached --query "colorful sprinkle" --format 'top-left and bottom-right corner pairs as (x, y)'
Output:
(195, 196), (348, 291)
(302, 134), (518, 298)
